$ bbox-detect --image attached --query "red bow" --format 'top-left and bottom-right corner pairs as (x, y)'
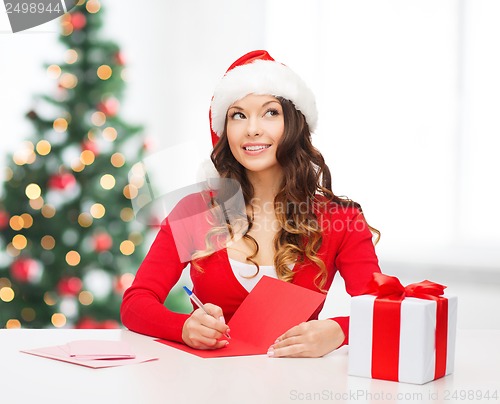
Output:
(367, 272), (446, 301)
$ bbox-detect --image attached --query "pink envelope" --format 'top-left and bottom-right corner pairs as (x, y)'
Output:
(66, 340), (135, 360)
(21, 340), (158, 369)
(156, 276), (326, 358)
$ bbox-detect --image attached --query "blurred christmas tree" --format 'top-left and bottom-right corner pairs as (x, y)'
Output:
(0, 0), (154, 328)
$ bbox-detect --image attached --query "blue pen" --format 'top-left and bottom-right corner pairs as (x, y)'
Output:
(183, 286), (231, 339)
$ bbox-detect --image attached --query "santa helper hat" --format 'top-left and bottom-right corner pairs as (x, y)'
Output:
(209, 50), (318, 147)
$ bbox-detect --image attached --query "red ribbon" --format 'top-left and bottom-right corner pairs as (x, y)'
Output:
(367, 273), (448, 381)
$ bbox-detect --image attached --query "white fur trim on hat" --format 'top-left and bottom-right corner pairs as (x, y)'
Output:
(210, 59), (317, 137)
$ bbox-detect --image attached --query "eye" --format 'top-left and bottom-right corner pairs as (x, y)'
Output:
(229, 111), (246, 120)
(264, 108), (280, 117)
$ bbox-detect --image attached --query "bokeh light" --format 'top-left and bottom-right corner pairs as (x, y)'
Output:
(86, 0), (101, 13)
(0, 287), (15, 302)
(25, 183), (42, 200)
(78, 212), (93, 228)
(65, 250), (81, 266)
(43, 292), (57, 306)
(9, 215), (24, 231)
(90, 203), (105, 219)
(41, 235), (56, 250)
(97, 65), (112, 80)
(78, 291), (94, 306)
(21, 308), (36, 322)
(120, 207), (134, 222)
(91, 111), (106, 126)
(29, 196), (44, 210)
(123, 184), (138, 199)
(80, 150), (95, 165)
(51, 313), (67, 328)
(6, 319), (21, 329)
(120, 240), (135, 255)
(53, 118), (68, 132)
(47, 64), (62, 79)
(13, 141), (36, 165)
(5, 167), (13, 181)
(12, 235), (28, 250)
(6, 243), (21, 257)
(36, 140), (52, 156)
(71, 159), (85, 172)
(110, 152), (125, 167)
(41, 205), (56, 219)
(59, 73), (78, 89)
(102, 127), (117, 141)
(100, 174), (116, 190)
(65, 49), (79, 64)
(20, 213), (33, 228)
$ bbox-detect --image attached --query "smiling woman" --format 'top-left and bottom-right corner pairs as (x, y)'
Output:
(121, 50), (382, 358)
(226, 94), (285, 176)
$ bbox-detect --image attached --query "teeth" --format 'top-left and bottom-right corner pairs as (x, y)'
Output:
(244, 145), (270, 151)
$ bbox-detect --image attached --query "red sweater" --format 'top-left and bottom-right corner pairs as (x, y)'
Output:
(121, 196), (380, 346)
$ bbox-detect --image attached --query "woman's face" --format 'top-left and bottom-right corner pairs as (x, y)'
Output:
(226, 94), (285, 177)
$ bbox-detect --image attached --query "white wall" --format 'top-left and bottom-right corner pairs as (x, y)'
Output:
(1, 0), (499, 274)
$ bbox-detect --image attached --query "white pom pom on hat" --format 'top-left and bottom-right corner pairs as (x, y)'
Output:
(209, 50), (318, 147)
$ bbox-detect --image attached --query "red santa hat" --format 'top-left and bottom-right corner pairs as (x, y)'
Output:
(209, 50), (318, 147)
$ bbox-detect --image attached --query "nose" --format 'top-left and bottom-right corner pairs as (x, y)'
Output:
(246, 116), (262, 137)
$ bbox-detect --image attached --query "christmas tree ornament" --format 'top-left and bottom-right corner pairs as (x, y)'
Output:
(100, 319), (120, 329)
(114, 51), (125, 66)
(114, 272), (134, 294)
(70, 12), (87, 31)
(81, 139), (99, 156)
(97, 97), (119, 117)
(57, 276), (83, 296)
(92, 232), (113, 252)
(75, 317), (120, 329)
(142, 136), (156, 151)
(0, 210), (9, 230)
(75, 316), (98, 329)
(10, 258), (43, 283)
(59, 296), (78, 319)
(83, 269), (112, 299)
(48, 172), (77, 191)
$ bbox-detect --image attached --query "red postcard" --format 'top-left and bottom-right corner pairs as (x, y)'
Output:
(156, 276), (326, 358)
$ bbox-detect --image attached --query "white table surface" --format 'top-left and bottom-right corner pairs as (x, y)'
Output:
(0, 328), (498, 404)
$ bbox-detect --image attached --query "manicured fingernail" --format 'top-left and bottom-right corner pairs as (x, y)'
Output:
(267, 348), (274, 357)
(274, 339), (280, 344)
(219, 316), (226, 324)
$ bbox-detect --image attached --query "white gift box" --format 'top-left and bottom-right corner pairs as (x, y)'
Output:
(348, 294), (458, 384)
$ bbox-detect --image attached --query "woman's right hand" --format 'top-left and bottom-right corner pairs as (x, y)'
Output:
(181, 303), (230, 350)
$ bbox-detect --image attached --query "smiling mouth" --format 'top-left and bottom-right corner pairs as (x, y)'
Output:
(243, 145), (271, 151)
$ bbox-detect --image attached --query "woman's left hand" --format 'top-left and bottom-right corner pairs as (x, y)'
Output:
(267, 319), (345, 358)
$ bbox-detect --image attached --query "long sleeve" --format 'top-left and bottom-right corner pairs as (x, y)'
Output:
(330, 209), (381, 345)
(120, 220), (190, 342)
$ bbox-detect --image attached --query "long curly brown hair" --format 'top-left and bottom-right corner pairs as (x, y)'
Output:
(193, 97), (379, 290)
